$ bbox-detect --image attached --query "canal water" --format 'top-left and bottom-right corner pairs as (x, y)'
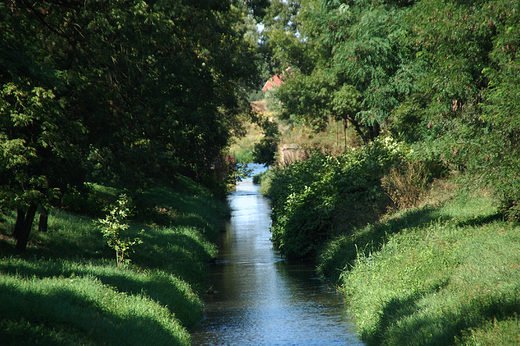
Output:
(190, 165), (364, 346)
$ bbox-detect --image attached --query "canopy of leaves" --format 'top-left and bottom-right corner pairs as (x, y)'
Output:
(1, 0), (260, 249)
(262, 0), (520, 219)
(1, 0), (258, 191)
(263, 0), (409, 143)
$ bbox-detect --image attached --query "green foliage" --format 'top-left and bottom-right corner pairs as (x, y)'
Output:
(478, 0), (520, 221)
(264, 137), (405, 258)
(97, 194), (143, 267)
(233, 146), (255, 163)
(1, 0), (260, 214)
(395, 0), (520, 219)
(252, 114), (280, 166)
(246, 0), (270, 22)
(264, 0), (409, 143)
(262, 1), (305, 73)
(0, 79), (83, 212)
(233, 163), (255, 182)
(262, 0), (520, 221)
(1, 0), (251, 248)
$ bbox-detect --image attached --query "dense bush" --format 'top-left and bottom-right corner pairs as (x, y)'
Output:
(264, 137), (406, 259)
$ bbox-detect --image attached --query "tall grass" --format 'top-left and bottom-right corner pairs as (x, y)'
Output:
(381, 161), (431, 209)
(329, 183), (520, 345)
(0, 179), (226, 345)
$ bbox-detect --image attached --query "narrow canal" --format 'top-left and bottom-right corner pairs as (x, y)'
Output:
(191, 165), (365, 346)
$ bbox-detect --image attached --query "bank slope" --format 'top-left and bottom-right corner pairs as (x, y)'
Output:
(337, 188), (520, 345)
(0, 180), (226, 345)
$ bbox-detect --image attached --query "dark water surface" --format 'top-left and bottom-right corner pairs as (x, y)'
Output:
(191, 166), (364, 346)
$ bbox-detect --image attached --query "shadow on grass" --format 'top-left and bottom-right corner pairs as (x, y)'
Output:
(455, 212), (505, 228)
(321, 197), (507, 283)
(132, 226), (216, 292)
(0, 277), (189, 346)
(0, 209), (216, 294)
(363, 287), (520, 346)
(134, 192), (228, 243)
(0, 259), (203, 328)
(0, 209), (111, 262)
(319, 206), (449, 282)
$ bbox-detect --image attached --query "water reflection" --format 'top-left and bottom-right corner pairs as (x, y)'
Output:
(191, 165), (364, 346)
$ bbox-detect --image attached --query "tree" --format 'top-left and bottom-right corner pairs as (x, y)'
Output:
(392, 0), (520, 219)
(97, 194), (143, 267)
(0, 4), (87, 250)
(0, 76), (82, 251)
(479, 0), (520, 220)
(246, 0), (271, 22)
(252, 113), (280, 167)
(1, 0), (260, 250)
(263, 0), (410, 144)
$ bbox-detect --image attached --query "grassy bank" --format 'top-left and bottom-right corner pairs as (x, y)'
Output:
(259, 139), (520, 344)
(0, 177), (228, 345)
(320, 181), (520, 345)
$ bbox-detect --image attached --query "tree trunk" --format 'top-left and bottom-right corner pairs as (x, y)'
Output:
(344, 118), (348, 151)
(38, 209), (49, 233)
(369, 122), (381, 140)
(15, 204), (38, 252)
(348, 116), (368, 145)
(13, 208), (25, 240)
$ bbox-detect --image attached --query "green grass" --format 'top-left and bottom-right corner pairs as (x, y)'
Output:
(0, 258), (205, 328)
(134, 183), (229, 242)
(325, 182), (520, 345)
(0, 270), (190, 346)
(0, 178), (226, 345)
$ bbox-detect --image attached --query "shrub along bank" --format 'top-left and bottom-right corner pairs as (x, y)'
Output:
(0, 177), (227, 346)
(261, 137), (410, 259)
(261, 140), (520, 345)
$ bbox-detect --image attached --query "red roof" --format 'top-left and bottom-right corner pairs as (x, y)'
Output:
(262, 75), (283, 92)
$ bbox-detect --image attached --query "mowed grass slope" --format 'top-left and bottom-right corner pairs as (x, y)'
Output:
(325, 183), (520, 345)
(0, 178), (227, 345)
